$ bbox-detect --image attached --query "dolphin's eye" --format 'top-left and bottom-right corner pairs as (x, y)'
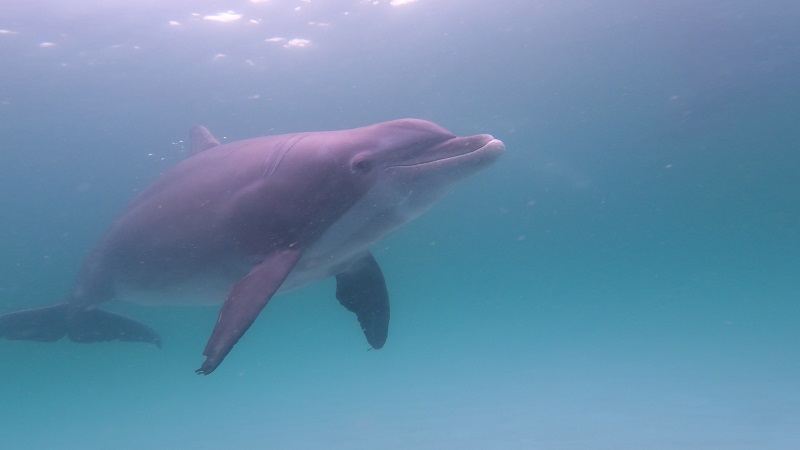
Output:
(353, 158), (374, 173)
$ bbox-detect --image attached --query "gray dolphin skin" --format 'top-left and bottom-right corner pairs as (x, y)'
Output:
(0, 119), (504, 374)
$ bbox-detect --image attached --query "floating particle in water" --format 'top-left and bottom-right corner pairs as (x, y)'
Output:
(203, 11), (243, 23)
(284, 38), (311, 48)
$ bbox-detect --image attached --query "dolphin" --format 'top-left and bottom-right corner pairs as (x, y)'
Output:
(0, 119), (504, 374)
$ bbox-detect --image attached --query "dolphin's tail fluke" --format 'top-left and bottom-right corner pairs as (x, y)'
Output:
(0, 303), (161, 347)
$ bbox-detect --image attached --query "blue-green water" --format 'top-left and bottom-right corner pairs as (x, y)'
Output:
(1, 1), (799, 448)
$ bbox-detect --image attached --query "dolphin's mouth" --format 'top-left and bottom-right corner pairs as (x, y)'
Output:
(387, 135), (504, 170)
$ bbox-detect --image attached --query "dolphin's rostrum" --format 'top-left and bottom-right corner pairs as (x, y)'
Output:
(0, 119), (504, 374)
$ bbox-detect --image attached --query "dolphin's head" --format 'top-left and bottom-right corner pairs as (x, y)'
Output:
(350, 119), (504, 219)
(252, 118), (503, 250)
(280, 118), (503, 205)
(301, 118), (504, 245)
(347, 119), (504, 183)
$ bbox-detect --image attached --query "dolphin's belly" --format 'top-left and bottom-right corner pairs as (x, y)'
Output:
(116, 249), (365, 306)
(117, 182), (411, 306)
(115, 232), (375, 306)
(279, 187), (410, 292)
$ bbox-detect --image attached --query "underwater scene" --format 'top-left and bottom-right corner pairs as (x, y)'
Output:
(0, 0), (798, 448)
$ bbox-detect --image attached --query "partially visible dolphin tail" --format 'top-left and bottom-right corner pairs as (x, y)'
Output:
(0, 303), (161, 347)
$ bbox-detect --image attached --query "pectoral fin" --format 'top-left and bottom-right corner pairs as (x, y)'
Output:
(335, 252), (390, 349)
(197, 248), (302, 375)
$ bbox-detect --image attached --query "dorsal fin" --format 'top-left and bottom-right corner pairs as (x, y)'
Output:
(189, 125), (221, 155)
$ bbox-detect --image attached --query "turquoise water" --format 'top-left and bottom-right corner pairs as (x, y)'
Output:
(1, 1), (799, 448)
